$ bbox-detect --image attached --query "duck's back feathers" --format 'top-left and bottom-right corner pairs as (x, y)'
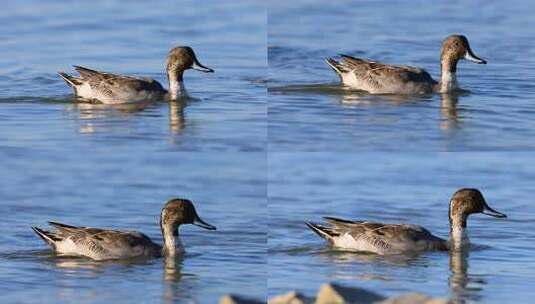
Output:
(326, 54), (437, 94)
(307, 216), (448, 254)
(32, 222), (161, 260)
(58, 66), (167, 103)
(73, 65), (106, 79)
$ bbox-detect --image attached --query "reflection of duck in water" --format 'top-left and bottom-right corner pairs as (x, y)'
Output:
(169, 101), (186, 133)
(440, 93), (460, 130)
(307, 189), (506, 254)
(59, 46), (213, 104)
(67, 101), (154, 133)
(327, 35), (486, 94)
(163, 254), (185, 283)
(450, 249), (470, 303)
(32, 199), (216, 260)
(68, 99), (189, 134)
(72, 100), (153, 115)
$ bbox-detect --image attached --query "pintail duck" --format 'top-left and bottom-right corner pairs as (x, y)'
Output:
(306, 188), (506, 255)
(326, 35), (486, 94)
(32, 198), (216, 260)
(58, 46), (213, 104)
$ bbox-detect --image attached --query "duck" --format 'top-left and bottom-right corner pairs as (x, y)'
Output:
(306, 188), (506, 255)
(325, 35), (486, 94)
(58, 46), (213, 104)
(32, 198), (216, 260)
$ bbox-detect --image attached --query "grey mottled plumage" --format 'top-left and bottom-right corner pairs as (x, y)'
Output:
(326, 35), (486, 94)
(58, 46), (213, 104)
(306, 188), (506, 255)
(32, 198), (216, 260)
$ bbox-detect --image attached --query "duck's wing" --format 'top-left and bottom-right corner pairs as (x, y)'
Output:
(327, 55), (436, 93)
(339, 55), (435, 82)
(82, 229), (160, 260)
(361, 223), (447, 251)
(73, 66), (167, 102)
(34, 222), (160, 260)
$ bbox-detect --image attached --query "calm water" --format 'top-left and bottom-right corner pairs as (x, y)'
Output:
(0, 1), (266, 303)
(0, 152), (266, 303)
(0, 0), (266, 152)
(3, 1), (535, 303)
(268, 153), (535, 303)
(268, 0), (535, 151)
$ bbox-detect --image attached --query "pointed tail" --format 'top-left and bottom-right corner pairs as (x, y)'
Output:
(325, 58), (350, 81)
(32, 227), (59, 250)
(305, 222), (338, 243)
(58, 72), (82, 88)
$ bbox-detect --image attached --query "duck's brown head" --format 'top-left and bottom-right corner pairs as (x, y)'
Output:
(160, 198), (216, 236)
(440, 35), (486, 72)
(166, 46), (214, 81)
(448, 188), (506, 228)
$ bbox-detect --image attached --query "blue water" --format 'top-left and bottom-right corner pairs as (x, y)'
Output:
(3, 0), (535, 303)
(268, 152), (535, 303)
(268, 0), (535, 151)
(0, 1), (266, 303)
(0, 152), (266, 303)
(0, 0), (266, 152)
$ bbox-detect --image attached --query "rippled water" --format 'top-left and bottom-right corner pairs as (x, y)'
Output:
(0, 0), (266, 152)
(268, 0), (535, 151)
(0, 1), (266, 303)
(0, 152), (266, 303)
(3, 1), (535, 303)
(268, 152), (535, 303)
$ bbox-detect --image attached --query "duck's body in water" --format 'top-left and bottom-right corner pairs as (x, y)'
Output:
(58, 46), (213, 104)
(32, 198), (216, 260)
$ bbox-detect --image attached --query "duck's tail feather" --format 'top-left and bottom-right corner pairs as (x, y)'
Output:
(306, 222), (339, 243)
(32, 227), (60, 250)
(325, 58), (350, 78)
(58, 72), (83, 88)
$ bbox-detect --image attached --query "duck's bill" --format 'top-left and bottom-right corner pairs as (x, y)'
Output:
(191, 60), (214, 73)
(193, 216), (217, 230)
(482, 204), (507, 218)
(464, 50), (487, 64)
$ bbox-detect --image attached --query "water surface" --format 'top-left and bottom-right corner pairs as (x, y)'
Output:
(0, 152), (266, 303)
(0, 0), (266, 152)
(268, 152), (535, 303)
(0, 1), (266, 303)
(268, 0), (535, 151)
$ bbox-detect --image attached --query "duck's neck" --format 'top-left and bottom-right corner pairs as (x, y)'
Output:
(449, 215), (469, 251)
(161, 226), (184, 256)
(167, 71), (187, 100)
(439, 59), (459, 93)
